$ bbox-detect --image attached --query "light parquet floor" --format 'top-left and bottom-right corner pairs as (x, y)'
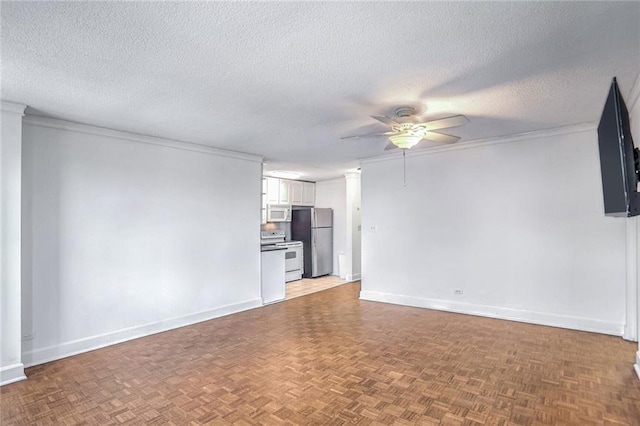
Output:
(2, 282), (640, 425)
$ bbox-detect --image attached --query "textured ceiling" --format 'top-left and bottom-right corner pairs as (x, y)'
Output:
(2, 1), (639, 181)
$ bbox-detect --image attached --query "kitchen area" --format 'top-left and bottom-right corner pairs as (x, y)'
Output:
(260, 175), (335, 304)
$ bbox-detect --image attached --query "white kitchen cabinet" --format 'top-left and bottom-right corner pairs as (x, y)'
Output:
(302, 182), (315, 206)
(264, 177), (314, 206)
(289, 180), (303, 205)
(261, 178), (267, 224)
(278, 179), (290, 204)
(261, 249), (286, 304)
(265, 177), (280, 204)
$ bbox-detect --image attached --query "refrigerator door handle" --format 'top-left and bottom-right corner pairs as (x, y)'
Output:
(311, 228), (317, 276)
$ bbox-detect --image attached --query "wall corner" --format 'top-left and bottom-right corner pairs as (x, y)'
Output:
(1, 101), (26, 386)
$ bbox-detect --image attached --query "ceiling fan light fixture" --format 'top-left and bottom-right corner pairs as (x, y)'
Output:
(389, 134), (422, 149)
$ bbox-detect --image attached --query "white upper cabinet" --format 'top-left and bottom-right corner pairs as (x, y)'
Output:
(265, 177), (280, 204)
(264, 177), (315, 206)
(302, 182), (315, 206)
(278, 179), (290, 204)
(261, 178), (268, 224)
(289, 180), (303, 205)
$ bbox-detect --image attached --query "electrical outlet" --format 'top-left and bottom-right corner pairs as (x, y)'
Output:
(454, 289), (463, 295)
(369, 225), (377, 233)
(21, 332), (35, 341)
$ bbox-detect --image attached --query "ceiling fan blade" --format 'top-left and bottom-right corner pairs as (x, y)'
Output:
(419, 115), (469, 131)
(384, 142), (398, 151)
(422, 131), (460, 144)
(371, 115), (400, 127)
(341, 131), (395, 140)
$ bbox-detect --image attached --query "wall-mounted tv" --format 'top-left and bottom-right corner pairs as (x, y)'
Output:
(597, 77), (639, 217)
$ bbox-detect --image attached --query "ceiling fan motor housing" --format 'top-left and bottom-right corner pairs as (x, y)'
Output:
(394, 106), (416, 118)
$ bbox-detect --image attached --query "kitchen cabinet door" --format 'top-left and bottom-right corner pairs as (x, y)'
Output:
(279, 179), (290, 204)
(302, 182), (315, 206)
(289, 180), (303, 205)
(261, 178), (267, 224)
(266, 177), (280, 204)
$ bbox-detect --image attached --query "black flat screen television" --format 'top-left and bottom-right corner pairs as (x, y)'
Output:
(597, 77), (639, 217)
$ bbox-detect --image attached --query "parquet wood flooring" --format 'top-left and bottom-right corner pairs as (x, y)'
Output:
(2, 282), (640, 425)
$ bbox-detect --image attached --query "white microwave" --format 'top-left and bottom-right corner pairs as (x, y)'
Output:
(267, 204), (291, 222)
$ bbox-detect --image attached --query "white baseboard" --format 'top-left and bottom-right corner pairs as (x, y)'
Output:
(22, 298), (262, 368)
(635, 352), (640, 381)
(0, 363), (27, 386)
(359, 290), (624, 336)
(346, 273), (361, 281)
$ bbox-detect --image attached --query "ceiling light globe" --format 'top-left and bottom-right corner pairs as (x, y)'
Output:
(389, 134), (422, 149)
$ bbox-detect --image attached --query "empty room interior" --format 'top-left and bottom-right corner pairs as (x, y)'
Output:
(2, 1), (640, 425)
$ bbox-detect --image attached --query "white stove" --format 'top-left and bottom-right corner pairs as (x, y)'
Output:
(275, 241), (304, 248)
(260, 230), (303, 282)
(260, 230), (286, 246)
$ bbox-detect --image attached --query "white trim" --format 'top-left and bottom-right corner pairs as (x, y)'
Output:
(635, 351), (640, 380)
(0, 363), (26, 386)
(0, 101), (26, 115)
(22, 298), (262, 368)
(22, 115), (263, 163)
(360, 123), (597, 165)
(346, 273), (361, 282)
(359, 290), (624, 337)
(627, 71), (640, 113)
(625, 217), (638, 341)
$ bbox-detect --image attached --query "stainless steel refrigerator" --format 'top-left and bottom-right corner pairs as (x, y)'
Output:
(291, 208), (333, 278)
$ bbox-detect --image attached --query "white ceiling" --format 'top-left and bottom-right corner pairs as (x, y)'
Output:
(2, 2), (639, 181)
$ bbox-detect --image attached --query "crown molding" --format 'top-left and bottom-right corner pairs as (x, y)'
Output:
(22, 115), (263, 163)
(359, 122), (597, 165)
(0, 101), (27, 115)
(315, 176), (346, 185)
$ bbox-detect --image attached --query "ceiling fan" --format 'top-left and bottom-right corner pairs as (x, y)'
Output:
(342, 106), (469, 150)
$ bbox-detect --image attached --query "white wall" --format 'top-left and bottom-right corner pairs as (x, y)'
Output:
(21, 117), (263, 367)
(360, 125), (627, 335)
(345, 172), (362, 281)
(0, 102), (27, 385)
(315, 178), (346, 276)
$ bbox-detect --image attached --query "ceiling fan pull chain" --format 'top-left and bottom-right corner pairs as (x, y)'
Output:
(403, 149), (406, 187)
